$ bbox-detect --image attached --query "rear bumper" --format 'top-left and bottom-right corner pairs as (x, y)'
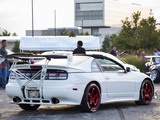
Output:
(6, 82), (86, 105)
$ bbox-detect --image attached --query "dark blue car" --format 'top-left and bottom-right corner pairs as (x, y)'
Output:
(145, 56), (160, 83)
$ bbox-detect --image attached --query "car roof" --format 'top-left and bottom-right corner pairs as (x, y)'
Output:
(41, 51), (125, 65)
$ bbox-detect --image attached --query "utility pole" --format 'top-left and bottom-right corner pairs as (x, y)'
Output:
(82, 19), (83, 33)
(54, 10), (56, 36)
(31, 0), (34, 37)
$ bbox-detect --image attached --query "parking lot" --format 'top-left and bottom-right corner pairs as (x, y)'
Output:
(0, 84), (160, 120)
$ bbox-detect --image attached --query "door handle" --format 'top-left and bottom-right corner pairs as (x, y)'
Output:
(106, 77), (110, 80)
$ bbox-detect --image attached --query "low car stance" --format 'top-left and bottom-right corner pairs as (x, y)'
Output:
(6, 54), (155, 112)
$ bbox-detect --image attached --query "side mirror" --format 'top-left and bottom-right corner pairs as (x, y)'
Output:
(126, 67), (130, 72)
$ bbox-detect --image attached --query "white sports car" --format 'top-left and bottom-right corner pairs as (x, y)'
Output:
(6, 54), (155, 112)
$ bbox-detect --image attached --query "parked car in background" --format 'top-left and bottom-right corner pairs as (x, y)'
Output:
(145, 56), (160, 83)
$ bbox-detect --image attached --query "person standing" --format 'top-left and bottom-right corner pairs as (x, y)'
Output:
(153, 48), (160, 64)
(0, 40), (8, 89)
(109, 46), (117, 56)
(73, 40), (86, 54)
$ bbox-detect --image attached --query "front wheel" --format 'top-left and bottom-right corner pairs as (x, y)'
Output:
(81, 83), (101, 112)
(135, 80), (153, 105)
(19, 104), (40, 110)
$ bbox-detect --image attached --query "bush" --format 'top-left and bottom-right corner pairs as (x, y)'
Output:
(122, 56), (146, 72)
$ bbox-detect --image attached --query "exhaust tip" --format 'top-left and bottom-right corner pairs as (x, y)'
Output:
(13, 97), (22, 103)
(51, 97), (59, 104)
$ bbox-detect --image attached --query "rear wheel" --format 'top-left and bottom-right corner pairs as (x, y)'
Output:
(81, 83), (101, 112)
(19, 104), (40, 110)
(135, 80), (153, 105)
(150, 70), (160, 83)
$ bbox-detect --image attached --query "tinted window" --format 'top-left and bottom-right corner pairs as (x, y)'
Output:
(97, 59), (124, 72)
(91, 60), (101, 72)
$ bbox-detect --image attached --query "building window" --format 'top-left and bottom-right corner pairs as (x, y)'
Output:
(91, 28), (99, 36)
(76, 3), (80, 11)
(75, 10), (103, 20)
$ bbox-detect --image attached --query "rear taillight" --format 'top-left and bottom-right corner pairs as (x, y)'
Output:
(30, 66), (42, 69)
(10, 69), (68, 80)
(30, 60), (34, 64)
(47, 73), (68, 80)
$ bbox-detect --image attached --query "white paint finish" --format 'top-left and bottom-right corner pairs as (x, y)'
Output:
(103, 72), (136, 98)
(6, 52), (154, 106)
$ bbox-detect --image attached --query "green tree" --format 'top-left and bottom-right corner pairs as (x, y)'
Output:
(60, 28), (68, 36)
(138, 17), (159, 50)
(12, 41), (20, 53)
(79, 32), (84, 35)
(102, 34), (118, 52)
(12, 32), (17, 36)
(69, 31), (76, 37)
(0, 29), (11, 36)
(116, 11), (159, 52)
(79, 32), (89, 36)
(85, 32), (89, 36)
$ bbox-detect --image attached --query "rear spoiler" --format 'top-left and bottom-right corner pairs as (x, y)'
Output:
(6, 53), (114, 60)
(6, 53), (67, 61)
(6, 53), (105, 60)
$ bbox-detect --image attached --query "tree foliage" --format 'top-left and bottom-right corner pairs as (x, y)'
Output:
(69, 31), (76, 37)
(60, 28), (68, 36)
(0, 29), (17, 36)
(0, 29), (11, 36)
(12, 32), (17, 36)
(12, 41), (20, 53)
(109, 11), (160, 52)
(79, 32), (89, 36)
(102, 34), (118, 52)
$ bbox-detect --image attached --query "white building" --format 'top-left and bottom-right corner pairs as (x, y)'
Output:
(75, 0), (153, 36)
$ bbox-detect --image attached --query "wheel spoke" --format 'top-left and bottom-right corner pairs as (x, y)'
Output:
(93, 94), (98, 99)
(143, 88), (146, 94)
(145, 83), (148, 89)
(91, 88), (95, 95)
(92, 99), (96, 105)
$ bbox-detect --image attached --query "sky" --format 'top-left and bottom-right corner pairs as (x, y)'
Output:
(0, 0), (160, 36)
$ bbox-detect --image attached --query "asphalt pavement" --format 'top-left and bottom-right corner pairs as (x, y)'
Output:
(1, 84), (160, 120)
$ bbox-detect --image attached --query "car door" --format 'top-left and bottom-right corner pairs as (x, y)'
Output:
(96, 58), (136, 98)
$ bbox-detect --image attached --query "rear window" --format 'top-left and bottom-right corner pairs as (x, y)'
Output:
(35, 56), (90, 66)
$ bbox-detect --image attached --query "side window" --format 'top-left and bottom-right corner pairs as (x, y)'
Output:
(91, 60), (101, 72)
(96, 58), (124, 72)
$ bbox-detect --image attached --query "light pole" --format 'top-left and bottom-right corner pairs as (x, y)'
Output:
(54, 10), (56, 36)
(82, 19), (83, 33)
(31, 0), (34, 37)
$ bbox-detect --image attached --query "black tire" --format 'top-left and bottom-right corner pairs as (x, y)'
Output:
(81, 83), (101, 112)
(135, 79), (153, 105)
(150, 70), (160, 83)
(19, 104), (40, 110)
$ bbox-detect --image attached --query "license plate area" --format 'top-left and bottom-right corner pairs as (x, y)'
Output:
(28, 90), (40, 98)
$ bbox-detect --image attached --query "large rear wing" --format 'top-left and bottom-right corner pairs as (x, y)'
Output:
(6, 53), (68, 61)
